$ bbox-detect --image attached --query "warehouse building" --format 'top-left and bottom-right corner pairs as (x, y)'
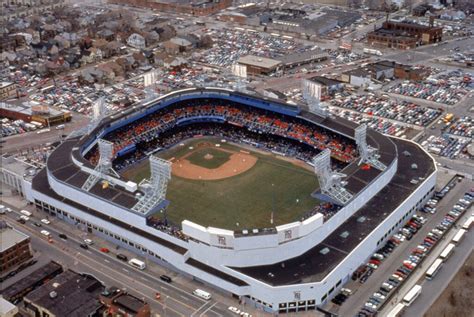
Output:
(368, 19), (443, 49)
(237, 55), (282, 75)
(0, 101), (71, 126)
(0, 82), (17, 100)
(108, 0), (232, 16)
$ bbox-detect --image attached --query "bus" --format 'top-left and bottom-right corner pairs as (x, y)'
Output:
(452, 229), (467, 244)
(402, 284), (422, 306)
(20, 210), (32, 217)
(425, 258), (443, 280)
(387, 303), (406, 317)
(443, 113), (454, 123)
(193, 289), (212, 300)
(462, 217), (473, 230)
(439, 243), (455, 261)
(128, 258), (146, 270)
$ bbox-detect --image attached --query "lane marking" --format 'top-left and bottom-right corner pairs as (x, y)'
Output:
(104, 259), (110, 263)
(122, 268), (129, 273)
(200, 302), (218, 317)
(77, 253), (197, 311)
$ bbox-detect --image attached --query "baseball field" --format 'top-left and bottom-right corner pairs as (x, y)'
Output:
(122, 138), (320, 230)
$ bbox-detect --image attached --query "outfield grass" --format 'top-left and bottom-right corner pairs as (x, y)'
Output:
(122, 139), (319, 230)
(186, 147), (231, 169)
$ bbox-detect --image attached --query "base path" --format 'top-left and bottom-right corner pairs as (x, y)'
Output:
(172, 151), (258, 180)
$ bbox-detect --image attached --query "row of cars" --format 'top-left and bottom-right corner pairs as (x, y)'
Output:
(0, 118), (44, 138)
(198, 28), (305, 67)
(443, 116), (473, 139)
(330, 108), (410, 138)
(358, 180), (473, 317)
(357, 214), (427, 316)
(421, 134), (471, 160)
(329, 94), (442, 127)
(386, 70), (473, 106)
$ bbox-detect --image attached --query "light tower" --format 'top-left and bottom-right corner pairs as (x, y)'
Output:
(302, 79), (328, 118)
(355, 124), (387, 171)
(143, 69), (159, 102)
(231, 63), (248, 92)
(132, 156), (172, 215)
(82, 139), (119, 191)
(313, 149), (352, 205)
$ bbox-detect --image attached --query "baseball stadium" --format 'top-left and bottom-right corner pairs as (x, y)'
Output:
(28, 87), (437, 313)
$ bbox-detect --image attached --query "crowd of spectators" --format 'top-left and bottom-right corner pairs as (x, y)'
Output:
(86, 100), (357, 170)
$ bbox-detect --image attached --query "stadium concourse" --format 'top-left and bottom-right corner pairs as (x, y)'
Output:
(28, 88), (436, 313)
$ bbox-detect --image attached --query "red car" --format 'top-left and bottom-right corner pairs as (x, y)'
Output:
(100, 247), (110, 253)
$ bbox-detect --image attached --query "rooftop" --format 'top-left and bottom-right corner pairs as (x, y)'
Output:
(0, 221), (30, 253)
(24, 269), (104, 317)
(0, 297), (17, 315)
(309, 76), (344, 87)
(0, 101), (68, 118)
(237, 55), (282, 69)
(113, 293), (147, 314)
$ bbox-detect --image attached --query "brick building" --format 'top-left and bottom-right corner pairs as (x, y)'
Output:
(108, 0), (231, 16)
(368, 20), (442, 49)
(0, 82), (18, 100)
(0, 221), (32, 277)
(100, 287), (151, 317)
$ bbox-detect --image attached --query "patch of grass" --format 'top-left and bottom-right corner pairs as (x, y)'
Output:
(186, 147), (231, 169)
(122, 138), (319, 230)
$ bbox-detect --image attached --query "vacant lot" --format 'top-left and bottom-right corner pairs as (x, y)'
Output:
(123, 138), (320, 230)
(425, 251), (473, 317)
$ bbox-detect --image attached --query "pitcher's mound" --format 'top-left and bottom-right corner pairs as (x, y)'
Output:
(204, 153), (214, 160)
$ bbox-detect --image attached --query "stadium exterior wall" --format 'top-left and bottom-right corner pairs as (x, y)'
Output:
(29, 159), (435, 312)
(45, 153), (397, 267)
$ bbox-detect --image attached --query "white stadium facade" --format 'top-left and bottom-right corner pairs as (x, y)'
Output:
(18, 88), (435, 313)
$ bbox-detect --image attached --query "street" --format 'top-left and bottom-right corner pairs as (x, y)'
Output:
(325, 175), (472, 317)
(0, 201), (257, 317)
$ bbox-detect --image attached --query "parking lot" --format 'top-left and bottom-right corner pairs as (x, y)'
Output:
(196, 28), (306, 67)
(330, 94), (442, 127)
(422, 135), (471, 160)
(386, 70), (473, 106)
(327, 175), (472, 317)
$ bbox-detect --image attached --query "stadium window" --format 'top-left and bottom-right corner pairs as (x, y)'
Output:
(336, 279), (342, 287)
(93, 226), (97, 230)
(329, 287), (335, 295)
(121, 238), (127, 242)
(321, 294), (327, 302)
(129, 242), (134, 247)
(99, 228), (103, 232)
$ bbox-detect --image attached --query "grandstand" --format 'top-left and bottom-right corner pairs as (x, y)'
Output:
(28, 87), (437, 314)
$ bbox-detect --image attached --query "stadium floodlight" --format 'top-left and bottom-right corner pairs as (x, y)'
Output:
(143, 69), (160, 102)
(302, 79), (327, 118)
(87, 97), (108, 133)
(313, 149), (352, 205)
(82, 139), (119, 191)
(231, 63), (247, 92)
(132, 156), (172, 215)
(355, 124), (387, 171)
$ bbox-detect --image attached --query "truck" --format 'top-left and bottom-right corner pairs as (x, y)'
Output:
(363, 48), (383, 56)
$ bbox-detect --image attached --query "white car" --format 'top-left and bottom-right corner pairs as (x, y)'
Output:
(84, 239), (94, 245)
(20, 215), (30, 221)
(41, 219), (51, 225)
(228, 307), (240, 314)
(40, 230), (51, 237)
